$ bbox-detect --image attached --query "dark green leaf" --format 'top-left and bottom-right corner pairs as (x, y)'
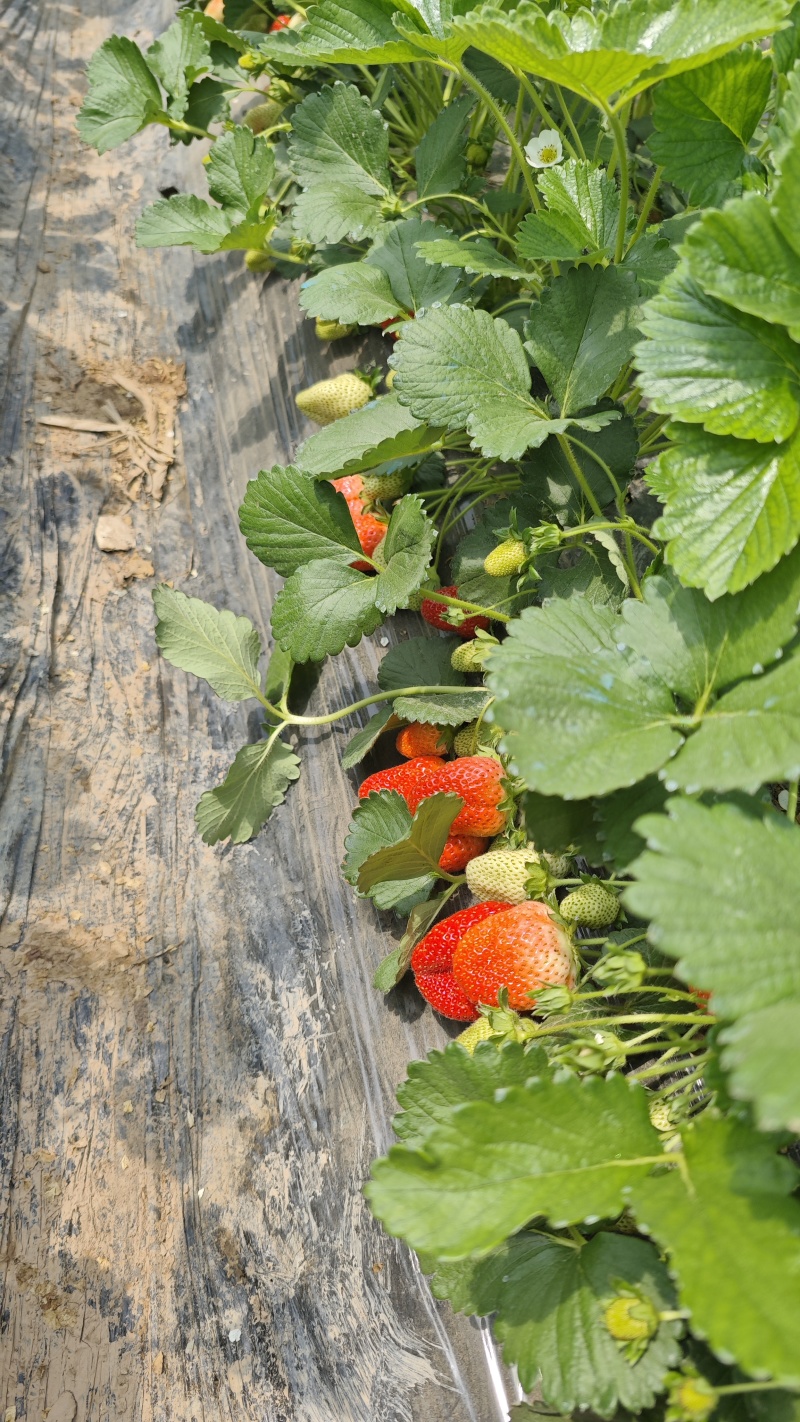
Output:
(525, 266), (642, 417)
(416, 236), (528, 281)
(377, 635), (465, 691)
(414, 95), (473, 198)
(620, 232), (679, 296)
(254, 0), (424, 64)
(522, 415), (639, 521)
(292, 183), (385, 245)
(393, 688), (490, 726)
(523, 791), (603, 862)
(366, 217), (462, 312)
(295, 394), (441, 478)
(395, 1039), (546, 1149)
(373, 888), (454, 991)
(593, 777), (669, 870)
(299, 262), (402, 326)
(357, 792), (463, 894)
(681, 195), (800, 341)
(343, 789), (435, 908)
(271, 560), (385, 662)
(289, 81), (390, 194)
(147, 12), (211, 120)
(205, 125), (274, 219)
(341, 705), (397, 770)
(239, 465), (361, 576)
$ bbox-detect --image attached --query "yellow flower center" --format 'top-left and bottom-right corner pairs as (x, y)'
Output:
(539, 144), (559, 164)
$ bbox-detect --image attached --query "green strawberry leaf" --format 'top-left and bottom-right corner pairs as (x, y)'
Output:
(488, 599), (680, 798)
(340, 705), (398, 770)
(295, 394), (442, 478)
(630, 1114), (800, 1386)
(393, 689), (491, 726)
(217, 216), (276, 251)
(635, 267), (800, 443)
(254, 0), (424, 64)
(593, 777), (669, 871)
(451, 496), (541, 614)
(391, 304), (569, 460)
(647, 424), (800, 597)
(523, 790), (603, 863)
(415, 236), (528, 281)
(292, 184), (386, 245)
(431, 1232), (681, 1415)
(536, 543), (628, 611)
(523, 416), (639, 522)
(366, 1073), (662, 1260)
(194, 736), (301, 844)
(451, 0), (793, 110)
(414, 95), (473, 199)
(773, 71), (800, 260)
(395, 1040), (547, 1149)
(525, 266), (642, 418)
(289, 81), (390, 195)
(649, 48), (772, 207)
(205, 124), (275, 220)
(681, 196), (800, 341)
(77, 36), (166, 154)
(343, 789), (436, 908)
(620, 232), (680, 297)
(516, 160), (620, 263)
(270, 496), (434, 661)
(146, 12), (211, 121)
(299, 261), (402, 326)
(181, 76), (229, 133)
(357, 791), (463, 894)
(135, 194), (233, 252)
(373, 886), (455, 991)
(718, 1002), (800, 1134)
(264, 642), (293, 708)
(152, 586), (263, 701)
(366, 217), (463, 312)
(239, 465), (361, 576)
(377, 634), (465, 691)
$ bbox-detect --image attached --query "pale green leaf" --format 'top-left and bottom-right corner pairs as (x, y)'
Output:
(292, 183), (385, 245)
(620, 232), (679, 296)
(649, 49), (772, 206)
(667, 648), (800, 792)
(366, 1073), (662, 1260)
(147, 12), (211, 120)
(718, 1002), (800, 1133)
(77, 36), (166, 154)
(487, 599), (680, 798)
(373, 494), (437, 614)
(295, 394), (441, 478)
(415, 95), (473, 198)
(635, 268), (800, 443)
(194, 737), (300, 844)
(357, 792), (463, 893)
(205, 125), (275, 220)
(392, 304), (564, 460)
(299, 262), (402, 326)
(289, 81), (390, 194)
(239, 465), (361, 576)
(681, 196), (800, 341)
(152, 586), (262, 701)
(254, 0), (424, 64)
(416, 236), (528, 281)
(217, 216), (276, 251)
(630, 1114), (800, 1386)
(135, 194), (232, 252)
(393, 689), (491, 726)
(395, 1040), (546, 1149)
(343, 789), (435, 908)
(431, 1232), (681, 1415)
(340, 705), (397, 770)
(516, 160), (619, 263)
(647, 424), (800, 597)
(774, 1), (800, 73)
(773, 69), (800, 260)
(525, 265), (642, 417)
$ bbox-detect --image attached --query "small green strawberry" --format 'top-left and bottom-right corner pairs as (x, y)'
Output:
(454, 721), (479, 756)
(466, 846), (540, 904)
(315, 317), (357, 341)
(295, 372), (372, 425)
(666, 1371), (719, 1422)
(450, 637), (497, 673)
(560, 882), (619, 927)
(603, 1288), (660, 1363)
(245, 249), (275, 272)
(455, 1016), (496, 1053)
(484, 538), (526, 577)
(542, 851), (573, 878)
(244, 99), (284, 134)
(360, 468), (414, 501)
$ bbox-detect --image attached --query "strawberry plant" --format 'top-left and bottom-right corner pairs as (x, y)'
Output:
(80, 1), (800, 1414)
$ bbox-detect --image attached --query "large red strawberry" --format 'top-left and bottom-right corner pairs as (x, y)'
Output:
(420, 585), (490, 639)
(439, 834), (488, 873)
(332, 475), (386, 570)
(359, 757), (445, 802)
(395, 723), (451, 758)
(411, 901), (507, 1019)
(423, 757), (506, 836)
(453, 900), (575, 1011)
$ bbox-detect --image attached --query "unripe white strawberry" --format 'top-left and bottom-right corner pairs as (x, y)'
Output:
(295, 373), (372, 425)
(454, 721), (480, 757)
(450, 637), (497, 673)
(484, 538), (526, 577)
(560, 882), (619, 927)
(455, 1016), (495, 1053)
(244, 100), (284, 134)
(360, 468), (413, 501)
(466, 847), (541, 904)
(315, 317), (357, 341)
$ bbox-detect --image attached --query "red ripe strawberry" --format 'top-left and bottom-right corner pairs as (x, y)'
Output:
(395, 723), (450, 758)
(425, 756), (506, 836)
(438, 834), (488, 873)
(269, 13), (292, 29)
(359, 756), (445, 802)
(332, 475), (364, 503)
(453, 900), (575, 1011)
(411, 901), (507, 1020)
(351, 507), (386, 564)
(420, 585), (490, 639)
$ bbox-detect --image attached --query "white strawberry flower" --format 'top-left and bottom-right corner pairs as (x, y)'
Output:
(525, 128), (563, 169)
